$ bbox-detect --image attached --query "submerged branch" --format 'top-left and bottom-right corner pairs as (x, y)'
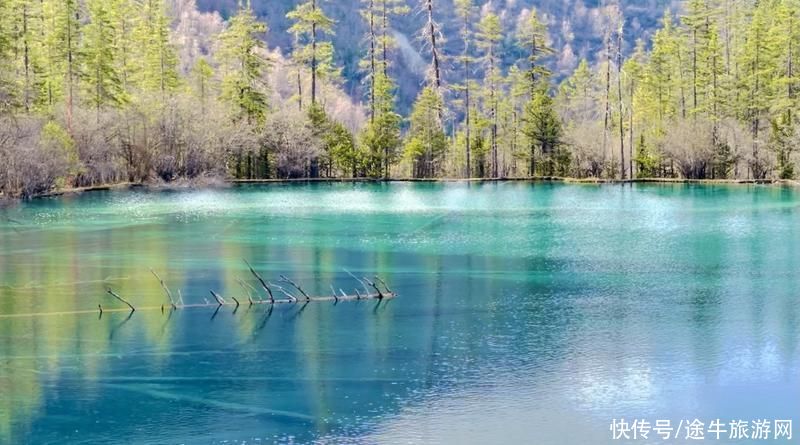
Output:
(106, 288), (135, 312)
(280, 275), (311, 301)
(245, 259), (275, 303)
(209, 290), (225, 306)
(268, 282), (298, 303)
(150, 268), (176, 309)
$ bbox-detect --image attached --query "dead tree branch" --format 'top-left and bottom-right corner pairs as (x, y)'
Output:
(245, 259), (275, 303)
(209, 290), (225, 306)
(268, 282), (298, 303)
(107, 288), (135, 312)
(280, 275), (311, 301)
(150, 268), (176, 309)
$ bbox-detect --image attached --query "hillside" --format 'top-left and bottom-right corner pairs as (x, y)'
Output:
(196, 0), (677, 109)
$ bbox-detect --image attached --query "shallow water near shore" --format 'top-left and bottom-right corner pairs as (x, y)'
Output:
(1, 182), (799, 444)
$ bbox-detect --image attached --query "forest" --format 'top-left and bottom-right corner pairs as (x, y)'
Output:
(0, 0), (799, 198)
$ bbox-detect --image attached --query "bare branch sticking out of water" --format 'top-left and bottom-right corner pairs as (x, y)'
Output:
(330, 285), (339, 303)
(345, 269), (372, 296)
(209, 291), (225, 306)
(279, 275), (311, 301)
(268, 282), (298, 303)
(374, 276), (392, 294)
(106, 288), (135, 312)
(244, 260), (274, 303)
(238, 279), (259, 305)
(150, 269), (176, 309)
(362, 277), (384, 299)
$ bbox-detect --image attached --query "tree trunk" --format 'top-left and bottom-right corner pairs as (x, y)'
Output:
(311, 0), (318, 105)
(617, 23), (625, 179)
(602, 33), (611, 176)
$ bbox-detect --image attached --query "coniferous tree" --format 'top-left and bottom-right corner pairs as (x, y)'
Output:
(361, 71), (401, 178)
(377, 0), (409, 75)
(476, 13), (502, 178)
(518, 8), (553, 92)
(523, 86), (563, 176)
(58, 0), (81, 131)
(133, 0), (180, 99)
(453, 0), (476, 177)
(191, 57), (214, 116)
(83, 0), (128, 119)
(218, 1), (270, 178)
(405, 87), (446, 178)
(287, 0), (334, 106)
(219, 2), (269, 125)
(738, 2), (777, 178)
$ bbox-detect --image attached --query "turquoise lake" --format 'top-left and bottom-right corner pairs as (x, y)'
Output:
(0, 182), (798, 444)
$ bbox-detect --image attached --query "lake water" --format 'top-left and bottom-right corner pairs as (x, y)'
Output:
(0, 182), (798, 444)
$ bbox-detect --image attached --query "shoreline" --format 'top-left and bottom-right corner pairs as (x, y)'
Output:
(4, 177), (799, 202)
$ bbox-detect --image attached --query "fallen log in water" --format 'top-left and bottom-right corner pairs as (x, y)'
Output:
(92, 263), (396, 316)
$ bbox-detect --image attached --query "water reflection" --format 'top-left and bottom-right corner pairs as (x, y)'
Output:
(0, 183), (799, 444)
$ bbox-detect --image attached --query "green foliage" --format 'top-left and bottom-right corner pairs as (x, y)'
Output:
(404, 87), (446, 178)
(517, 8), (554, 89)
(770, 113), (796, 179)
(3, 0), (800, 187)
(634, 135), (660, 178)
(523, 87), (562, 175)
(219, 2), (269, 124)
(132, 0), (180, 96)
(191, 58), (214, 107)
(557, 59), (596, 123)
(41, 120), (78, 177)
(83, 0), (128, 112)
(287, 0), (336, 105)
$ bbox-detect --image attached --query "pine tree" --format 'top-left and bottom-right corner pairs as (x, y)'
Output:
(0, 0), (17, 110)
(361, 71), (402, 178)
(376, 0), (409, 74)
(57, 0), (81, 131)
(557, 59), (596, 124)
(517, 8), (553, 92)
(133, 0), (180, 98)
(477, 13), (502, 178)
(405, 87), (446, 178)
(218, 2), (269, 125)
(623, 41), (646, 177)
(109, 0), (137, 93)
(218, 1), (270, 179)
(36, 0), (67, 111)
(638, 11), (680, 137)
(360, 0), (378, 119)
(770, 111), (795, 179)
(523, 86), (562, 176)
(83, 0), (128, 119)
(615, 6), (626, 179)
(287, 0), (335, 106)
(772, 0), (800, 121)
(11, 0), (45, 113)
(738, 1), (779, 178)
(682, 0), (715, 116)
(191, 57), (214, 116)
(453, 0), (476, 177)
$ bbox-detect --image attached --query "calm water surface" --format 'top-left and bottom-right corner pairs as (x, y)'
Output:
(0, 182), (798, 444)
